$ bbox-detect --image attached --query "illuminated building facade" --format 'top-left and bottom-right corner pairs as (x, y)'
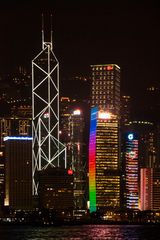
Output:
(90, 64), (120, 115)
(32, 19), (66, 196)
(0, 117), (31, 148)
(89, 64), (121, 212)
(152, 168), (160, 210)
(67, 109), (87, 210)
(125, 133), (139, 209)
(89, 107), (120, 212)
(140, 168), (160, 211)
(0, 150), (4, 209)
(140, 168), (153, 211)
(4, 137), (32, 210)
(125, 121), (157, 168)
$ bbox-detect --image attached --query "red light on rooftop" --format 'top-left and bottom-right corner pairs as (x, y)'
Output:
(68, 169), (73, 175)
(107, 66), (113, 70)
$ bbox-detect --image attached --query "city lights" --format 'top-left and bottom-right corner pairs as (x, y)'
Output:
(73, 109), (81, 115)
(98, 111), (111, 119)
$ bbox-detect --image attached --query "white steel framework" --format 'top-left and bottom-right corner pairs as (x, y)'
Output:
(32, 19), (66, 195)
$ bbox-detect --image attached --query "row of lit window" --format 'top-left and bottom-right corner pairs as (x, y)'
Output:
(92, 71), (114, 76)
(92, 86), (114, 91)
(93, 80), (114, 85)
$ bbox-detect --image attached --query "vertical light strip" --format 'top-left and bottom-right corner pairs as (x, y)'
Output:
(89, 107), (98, 212)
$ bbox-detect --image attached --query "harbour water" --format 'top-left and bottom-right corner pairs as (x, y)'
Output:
(0, 224), (159, 240)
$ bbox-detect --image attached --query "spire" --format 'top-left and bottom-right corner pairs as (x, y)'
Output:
(41, 13), (53, 50)
(50, 14), (53, 50)
(42, 13), (44, 49)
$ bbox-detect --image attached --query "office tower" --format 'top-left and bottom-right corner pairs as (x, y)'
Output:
(60, 99), (88, 212)
(0, 117), (31, 209)
(0, 117), (32, 148)
(4, 136), (32, 210)
(59, 97), (71, 143)
(89, 107), (120, 212)
(38, 167), (74, 212)
(140, 168), (153, 211)
(32, 18), (66, 196)
(120, 95), (131, 126)
(67, 109), (87, 211)
(125, 133), (139, 209)
(152, 168), (160, 210)
(140, 168), (160, 211)
(89, 64), (121, 213)
(90, 64), (120, 115)
(124, 121), (157, 168)
(0, 149), (4, 209)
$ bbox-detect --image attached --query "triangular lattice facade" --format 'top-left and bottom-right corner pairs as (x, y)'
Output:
(32, 42), (66, 195)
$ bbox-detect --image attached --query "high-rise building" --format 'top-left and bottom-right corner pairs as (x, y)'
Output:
(0, 117), (32, 148)
(90, 64), (120, 115)
(140, 168), (153, 211)
(140, 168), (160, 211)
(38, 167), (74, 212)
(67, 109), (87, 211)
(89, 64), (121, 213)
(89, 107), (120, 212)
(120, 95), (131, 126)
(4, 136), (32, 210)
(0, 149), (4, 209)
(125, 133), (139, 210)
(124, 121), (157, 168)
(32, 19), (66, 196)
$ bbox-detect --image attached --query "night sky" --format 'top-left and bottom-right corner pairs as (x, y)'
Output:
(0, 1), (160, 97)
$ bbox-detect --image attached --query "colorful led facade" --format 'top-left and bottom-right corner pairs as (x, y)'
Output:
(89, 107), (98, 212)
(125, 133), (139, 209)
(89, 64), (121, 213)
(89, 108), (120, 212)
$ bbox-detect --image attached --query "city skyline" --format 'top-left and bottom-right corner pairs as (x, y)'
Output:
(0, 1), (160, 98)
(1, 1), (160, 227)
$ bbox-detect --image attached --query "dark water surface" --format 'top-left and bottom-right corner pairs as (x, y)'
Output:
(0, 224), (159, 240)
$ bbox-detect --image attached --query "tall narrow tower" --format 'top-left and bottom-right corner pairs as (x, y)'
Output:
(32, 16), (66, 196)
(89, 64), (121, 212)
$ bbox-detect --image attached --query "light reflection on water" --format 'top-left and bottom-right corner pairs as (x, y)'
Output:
(0, 224), (159, 240)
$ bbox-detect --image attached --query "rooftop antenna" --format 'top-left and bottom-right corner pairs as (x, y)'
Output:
(50, 14), (53, 50)
(42, 13), (44, 49)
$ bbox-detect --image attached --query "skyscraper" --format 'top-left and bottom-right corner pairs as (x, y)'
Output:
(68, 109), (87, 211)
(140, 168), (160, 211)
(89, 64), (121, 212)
(32, 17), (66, 196)
(90, 64), (120, 115)
(4, 136), (32, 210)
(125, 133), (139, 210)
(89, 108), (120, 212)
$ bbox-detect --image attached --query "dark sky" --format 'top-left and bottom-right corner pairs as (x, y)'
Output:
(0, 1), (160, 97)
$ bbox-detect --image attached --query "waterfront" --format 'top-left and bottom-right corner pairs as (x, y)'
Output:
(0, 224), (159, 240)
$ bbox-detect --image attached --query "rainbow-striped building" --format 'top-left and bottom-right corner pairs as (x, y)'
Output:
(89, 108), (120, 212)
